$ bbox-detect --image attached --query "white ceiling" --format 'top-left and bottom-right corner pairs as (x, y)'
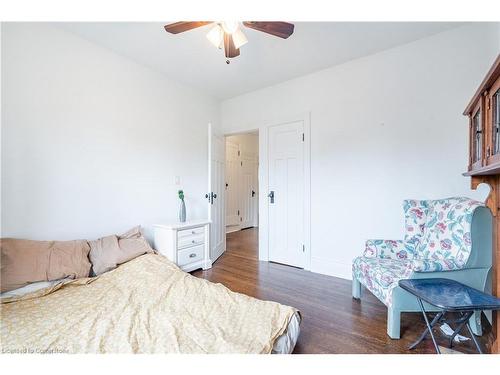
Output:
(56, 22), (464, 99)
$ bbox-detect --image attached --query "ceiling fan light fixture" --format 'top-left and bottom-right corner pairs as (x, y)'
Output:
(206, 24), (224, 48)
(164, 21), (295, 63)
(221, 21), (239, 35)
(232, 28), (248, 49)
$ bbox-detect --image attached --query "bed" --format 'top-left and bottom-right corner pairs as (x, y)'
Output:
(1, 253), (300, 354)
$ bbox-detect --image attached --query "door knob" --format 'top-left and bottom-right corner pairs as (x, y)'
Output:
(206, 192), (216, 204)
(252, 190), (256, 197)
(268, 191), (275, 204)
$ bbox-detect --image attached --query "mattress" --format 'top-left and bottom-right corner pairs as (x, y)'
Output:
(1, 253), (300, 354)
(272, 311), (301, 354)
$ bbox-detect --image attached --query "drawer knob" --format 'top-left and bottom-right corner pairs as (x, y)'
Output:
(191, 230), (195, 234)
(189, 253), (196, 258)
(191, 240), (195, 243)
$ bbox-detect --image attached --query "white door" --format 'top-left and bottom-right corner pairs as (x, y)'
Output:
(268, 121), (305, 268)
(240, 151), (258, 229)
(225, 142), (240, 227)
(208, 124), (225, 262)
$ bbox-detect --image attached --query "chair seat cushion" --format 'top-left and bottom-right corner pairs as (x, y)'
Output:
(352, 256), (413, 306)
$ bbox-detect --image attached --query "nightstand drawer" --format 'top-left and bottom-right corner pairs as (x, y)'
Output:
(177, 245), (204, 267)
(177, 234), (205, 249)
(178, 227), (205, 238)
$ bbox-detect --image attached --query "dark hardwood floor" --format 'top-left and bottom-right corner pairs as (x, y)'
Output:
(192, 228), (492, 354)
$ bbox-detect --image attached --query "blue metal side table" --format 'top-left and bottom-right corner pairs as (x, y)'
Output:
(398, 278), (500, 354)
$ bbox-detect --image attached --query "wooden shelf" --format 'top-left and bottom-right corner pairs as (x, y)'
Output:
(464, 163), (500, 176)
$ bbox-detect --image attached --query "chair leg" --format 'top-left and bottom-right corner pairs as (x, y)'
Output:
(387, 307), (401, 339)
(468, 310), (483, 336)
(352, 277), (361, 299)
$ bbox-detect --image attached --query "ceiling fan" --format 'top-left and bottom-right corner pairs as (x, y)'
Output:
(164, 21), (295, 64)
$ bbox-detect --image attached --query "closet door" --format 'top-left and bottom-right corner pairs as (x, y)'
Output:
(225, 142), (240, 226)
(240, 151), (258, 229)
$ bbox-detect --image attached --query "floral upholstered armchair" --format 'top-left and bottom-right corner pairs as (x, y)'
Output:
(352, 197), (492, 339)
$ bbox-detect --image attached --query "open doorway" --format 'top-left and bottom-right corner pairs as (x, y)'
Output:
(225, 131), (259, 234)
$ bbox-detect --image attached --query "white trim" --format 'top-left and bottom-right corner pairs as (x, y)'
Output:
(303, 112), (311, 271)
(310, 257), (352, 280)
(259, 128), (269, 262)
(259, 112), (312, 270)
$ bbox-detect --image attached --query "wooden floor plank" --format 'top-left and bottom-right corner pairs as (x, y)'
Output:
(192, 228), (492, 354)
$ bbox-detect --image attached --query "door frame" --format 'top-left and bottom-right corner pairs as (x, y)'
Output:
(260, 112), (311, 270)
(223, 112), (311, 270)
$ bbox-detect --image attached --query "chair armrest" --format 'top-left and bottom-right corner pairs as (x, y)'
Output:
(364, 239), (408, 260)
(411, 258), (464, 272)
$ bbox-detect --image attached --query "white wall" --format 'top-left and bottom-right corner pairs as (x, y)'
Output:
(221, 24), (500, 279)
(1, 23), (220, 241)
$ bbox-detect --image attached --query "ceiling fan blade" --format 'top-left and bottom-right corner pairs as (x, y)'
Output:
(223, 33), (240, 58)
(164, 21), (212, 34)
(242, 22), (294, 39)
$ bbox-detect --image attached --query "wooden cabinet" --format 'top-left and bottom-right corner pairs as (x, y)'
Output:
(464, 54), (500, 354)
(464, 55), (500, 176)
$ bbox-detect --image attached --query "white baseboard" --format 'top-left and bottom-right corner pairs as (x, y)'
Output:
(310, 256), (352, 280)
(225, 225), (241, 234)
(226, 225), (259, 234)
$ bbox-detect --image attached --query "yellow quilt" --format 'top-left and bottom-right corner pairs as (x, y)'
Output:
(1, 254), (298, 353)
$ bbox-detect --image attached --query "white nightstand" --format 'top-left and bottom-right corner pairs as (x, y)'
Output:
(153, 220), (212, 272)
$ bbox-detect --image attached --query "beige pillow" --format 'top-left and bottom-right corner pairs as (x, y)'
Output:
(89, 226), (154, 275)
(0, 239), (91, 293)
